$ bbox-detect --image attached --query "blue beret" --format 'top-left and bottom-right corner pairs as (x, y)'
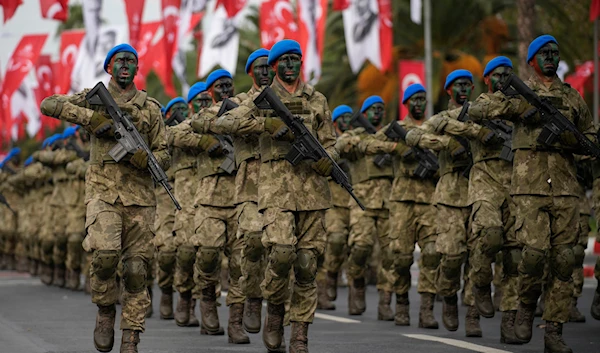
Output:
(361, 96), (384, 113)
(103, 43), (138, 73)
(483, 56), (513, 77)
(62, 125), (80, 139)
(160, 107), (166, 116)
(332, 105), (353, 121)
(402, 84), (426, 104)
(206, 69), (232, 88)
(24, 156), (33, 167)
(267, 39), (302, 66)
(444, 69), (473, 90)
(245, 48), (270, 73)
(187, 82), (208, 102)
(527, 35), (558, 63)
(2, 147), (21, 165)
(42, 137), (53, 149)
(165, 97), (186, 113)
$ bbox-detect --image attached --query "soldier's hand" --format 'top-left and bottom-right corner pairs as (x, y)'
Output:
(394, 143), (414, 161)
(130, 149), (149, 170)
(40, 98), (63, 118)
(265, 118), (294, 141)
(90, 111), (114, 137)
(198, 135), (223, 157)
(312, 157), (333, 177)
(559, 130), (578, 148)
(519, 103), (540, 125)
(477, 127), (501, 146)
(448, 138), (467, 159)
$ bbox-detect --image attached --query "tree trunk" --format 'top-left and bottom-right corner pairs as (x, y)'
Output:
(517, 0), (536, 76)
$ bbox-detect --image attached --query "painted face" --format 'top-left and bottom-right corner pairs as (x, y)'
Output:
(533, 42), (559, 77)
(407, 92), (427, 120)
(251, 57), (273, 88)
(169, 102), (189, 119)
(275, 54), (302, 84)
(212, 77), (234, 102)
(335, 113), (353, 133)
(365, 102), (385, 127)
(109, 52), (137, 88)
(190, 92), (213, 113)
(486, 66), (512, 93)
(448, 78), (473, 105)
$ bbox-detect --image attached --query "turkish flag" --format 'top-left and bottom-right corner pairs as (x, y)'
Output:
(332, 0), (350, 11)
(1, 0), (23, 24)
(34, 55), (60, 138)
(591, 0), (600, 21)
(378, 0), (392, 73)
(297, 0), (327, 84)
(260, 0), (298, 50)
(39, 0), (68, 21)
(134, 21), (162, 90)
(147, 37), (177, 97)
(216, 0), (246, 18)
(124, 0), (146, 48)
(398, 60), (425, 119)
(161, 0), (180, 96)
(56, 29), (85, 94)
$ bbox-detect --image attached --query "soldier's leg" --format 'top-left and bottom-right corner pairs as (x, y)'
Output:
(492, 253), (503, 311)
(4, 231), (16, 271)
(145, 254), (157, 318)
(569, 213), (588, 322)
(39, 230), (55, 285)
(320, 206), (349, 309)
(14, 233), (28, 272)
(157, 237), (176, 320)
(416, 202), (441, 330)
(66, 232), (84, 290)
(375, 212), (395, 321)
(227, 216), (250, 344)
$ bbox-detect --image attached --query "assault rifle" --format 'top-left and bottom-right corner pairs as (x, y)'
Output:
(0, 193), (15, 214)
(349, 111), (392, 168)
(501, 73), (600, 158)
(165, 110), (186, 126)
(382, 121), (439, 179)
(209, 98), (239, 175)
(254, 87), (365, 210)
(86, 82), (181, 210)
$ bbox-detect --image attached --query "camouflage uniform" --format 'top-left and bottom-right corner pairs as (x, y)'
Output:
(154, 173), (177, 291)
(44, 79), (169, 332)
(0, 168), (20, 269)
(65, 157), (88, 287)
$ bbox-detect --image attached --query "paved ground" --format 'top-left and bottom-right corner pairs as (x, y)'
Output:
(1, 270), (600, 353)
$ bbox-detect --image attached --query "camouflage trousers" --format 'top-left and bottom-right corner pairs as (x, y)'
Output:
(50, 204), (69, 268)
(435, 204), (473, 304)
(65, 205), (86, 271)
(469, 199), (520, 311)
(237, 201), (265, 300)
(513, 195), (578, 323)
(388, 201), (438, 295)
(572, 213), (589, 298)
(154, 197), (176, 291)
(173, 168), (197, 294)
(83, 198), (155, 332)
(192, 204), (243, 306)
(323, 206), (350, 274)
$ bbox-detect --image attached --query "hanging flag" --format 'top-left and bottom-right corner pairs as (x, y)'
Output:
(81, 0), (103, 57)
(215, 0), (246, 18)
(260, 0), (298, 50)
(398, 60), (425, 119)
(410, 0), (422, 24)
(297, 0), (327, 84)
(378, 0), (392, 72)
(124, 0), (146, 48)
(198, 3), (241, 78)
(56, 29), (85, 94)
(11, 78), (41, 140)
(34, 55), (60, 139)
(39, 0), (68, 22)
(1, 0), (23, 24)
(343, 0), (381, 73)
(161, 0), (181, 95)
(591, 0), (600, 22)
(147, 36), (178, 97)
(134, 21), (162, 90)
(173, 0), (206, 97)
(332, 0), (350, 11)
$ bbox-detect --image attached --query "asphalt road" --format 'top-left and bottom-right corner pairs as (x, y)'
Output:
(1, 270), (599, 353)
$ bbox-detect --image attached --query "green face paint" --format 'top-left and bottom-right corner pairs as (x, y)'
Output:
(408, 92), (427, 120)
(488, 66), (512, 93)
(252, 57), (273, 87)
(450, 78), (473, 105)
(169, 102), (189, 119)
(534, 43), (560, 77)
(191, 92), (213, 113)
(212, 77), (234, 102)
(111, 52), (137, 88)
(365, 102), (385, 127)
(276, 54), (302, 84)
(335, 113), (353, 132)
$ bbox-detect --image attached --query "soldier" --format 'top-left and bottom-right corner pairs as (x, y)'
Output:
(213, 39), (337, 353)
(468, 35), (594, 353)
(41, 43), (169, 353)
(0, 148), (22, 271)
(318, 105), (353, 310)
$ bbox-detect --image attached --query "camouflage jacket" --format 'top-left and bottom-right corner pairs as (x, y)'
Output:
(33, 149), (78, 207)
(65, 157), (88, 207)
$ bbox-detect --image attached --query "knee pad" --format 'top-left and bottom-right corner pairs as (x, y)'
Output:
(196, 247), (220, 274)
(229, 250), (243, 281)
(393, 253), (414, 275)
(502, 248), (522, 277)
(269, 244), (295, 277)
(41, 239), (54, 254)
(92, 250), (119, 280)
(348, 245), (371, 268)
(158, 250), (176, 273)
(244, 232), (264, 262)
(122, 256), (148, 293)
(520, 246), (545, 277)
(421, 242), (442, 269)
(294, 249), (318, 284)
(550, 245), (575, 282)
(327, 233), (347, 257)
(441, 253), (465, 279)
(481, 227), (504, 256)
(572, 244), (585, 268)
(177, 245), (196, 270)
(381, 246), (394, 269)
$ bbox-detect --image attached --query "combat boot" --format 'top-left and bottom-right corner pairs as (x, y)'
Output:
(394, 293), (410, 326)
(473, 285), (495, 318)
(94, 304), (116, 352)
(441, 294), (458, 331)
(53, 265), (66, 288)
(419, 293), (439, 329)
(544, 321), (572, 353)
(175, 291), (191, 326)
(514, 301), (536, 342)
(66, 269), (81, 290)
(145, 286), (153, 318)
(493, 287), (503, 312)
(289, 321), (309, 353)
(377, 290), (394, 321)
(317, 277), (335, 310)
(159, 288), (174, 320)
(29, 259), (38, 276)
(500, 311), (525, 344)
(243, 298), (262, 333)
(348, 277), (366, 315)
(465, 306), (482, 337)
(325, 271), (338, 301)
(120, 329), (140, 353)
(188, 299), (200, 327)
(228, 303), (250, 344)
(591, 283), (600, 320)
(263, 302), (285, 352)
(568, 297), (585, 323)
(40, 263), (53, 285)
(200, 286), (222, 335)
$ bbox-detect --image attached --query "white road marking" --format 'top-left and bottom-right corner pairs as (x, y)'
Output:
(403, 334), (512, 353)
(314, 312), (361, 323)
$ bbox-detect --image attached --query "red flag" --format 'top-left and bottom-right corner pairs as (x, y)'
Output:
(34, 55), (59, 139)
(161, 0), (180, 96)
(39, 0), (68, 21)
(216, 0), (246, 18)
(260, 0), (298, 50)
(124, 0), (146, 48)
(147, 36), (176, 97)
(591, 0), (600, 21)
(134, 21), (162, 90)
(56, 29), (85, 94)
(398, 60), (425, 119)
(332, 0), (350, 11)
(378, 0), (393, 73)
(1, 0), (23, 24)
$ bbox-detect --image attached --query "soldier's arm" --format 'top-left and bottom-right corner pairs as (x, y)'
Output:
(359, 134), (397, 155)
(40, 90), (94, 129)
(405, 126), (449, 151)
(170, 121), (203, 150)
(32, 150), (57, 165)
(212, 97), (265, 136)
(147, 101), (171, 171)
(314, 93), (339, 160)
(433, 109), (483, 139)
(468, 91), (527, 122)
(54, 149), (79, 165)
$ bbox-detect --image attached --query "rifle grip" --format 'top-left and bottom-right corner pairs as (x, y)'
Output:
(537, 127), (558, 146)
